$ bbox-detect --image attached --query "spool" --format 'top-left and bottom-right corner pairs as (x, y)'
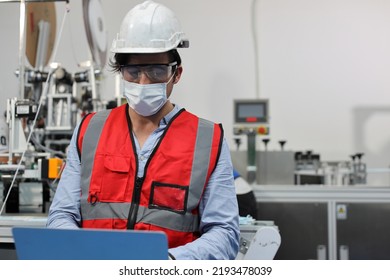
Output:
(25, 2), (57, 69)
(0, 114), (8, 153)
(82, 0), (107, 69)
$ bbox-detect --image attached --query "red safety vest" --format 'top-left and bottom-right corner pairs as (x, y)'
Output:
(77, 104), (223, 248)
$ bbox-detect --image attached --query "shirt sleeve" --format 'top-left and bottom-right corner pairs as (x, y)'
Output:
(168, 138), (240, 259)
(46, 123), (82, 229)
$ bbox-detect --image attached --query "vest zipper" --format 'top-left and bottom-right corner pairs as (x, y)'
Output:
(125, 108), (185, 229)
(127, 177), (143, 229)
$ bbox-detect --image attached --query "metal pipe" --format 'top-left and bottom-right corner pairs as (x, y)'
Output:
(18, 0), (26, 99)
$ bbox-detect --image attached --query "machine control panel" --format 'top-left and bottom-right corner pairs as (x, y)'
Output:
(233, 99), (269, 135)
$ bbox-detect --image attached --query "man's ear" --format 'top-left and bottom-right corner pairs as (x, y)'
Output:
(173, 66), (183, 84)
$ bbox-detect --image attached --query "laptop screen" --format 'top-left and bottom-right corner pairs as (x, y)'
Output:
(12, 227), (168, 260)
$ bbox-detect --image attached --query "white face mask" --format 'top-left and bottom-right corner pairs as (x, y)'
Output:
(122, 74), (175, 117)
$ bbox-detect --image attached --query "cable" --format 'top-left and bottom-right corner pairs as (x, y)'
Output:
(66, 6), (83, 68)
(0, 3), (70, 216)
(30, 134), (66, 158)
(251, 0), (260, 99)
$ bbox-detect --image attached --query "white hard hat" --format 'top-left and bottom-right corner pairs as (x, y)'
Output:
(111, 0), (189, 53)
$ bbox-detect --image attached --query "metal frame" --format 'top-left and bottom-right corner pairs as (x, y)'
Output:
(253, 185), (390, 259)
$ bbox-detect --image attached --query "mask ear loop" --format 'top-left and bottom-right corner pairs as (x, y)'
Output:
(165, 66), (179, 103)
(166, 67), (177, 85)
(168, 64), (180, 85)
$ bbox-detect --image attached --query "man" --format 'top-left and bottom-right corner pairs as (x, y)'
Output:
(47, 0), (239, 260)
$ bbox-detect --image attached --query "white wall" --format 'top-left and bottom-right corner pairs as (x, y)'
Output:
(1, 0), (390, 185)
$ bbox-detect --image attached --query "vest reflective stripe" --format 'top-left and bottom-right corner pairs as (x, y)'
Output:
(187, 118), (214, 209)
(137, 206), (199, 232)
(80, 110), (111, 204)
(78, 106), (222, 240)
(80, 201), (130, 220)
(80, 202), (199, 232)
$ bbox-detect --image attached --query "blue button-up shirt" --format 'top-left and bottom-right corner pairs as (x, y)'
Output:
(47, 105), (239, 260)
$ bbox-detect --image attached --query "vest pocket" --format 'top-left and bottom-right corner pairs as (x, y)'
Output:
(149, 182), (189, 214)
(99, 155), (131, 202)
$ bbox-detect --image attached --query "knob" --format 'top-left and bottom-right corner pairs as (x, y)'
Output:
(355, 153), (364, 161)
(279, 140), (286, 151)
(262, 138), (270, 150)
(234, 138), (242, 151)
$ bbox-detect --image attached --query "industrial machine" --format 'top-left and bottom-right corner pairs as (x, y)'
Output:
(0, 0), (110, 215)
(236, 217), (281, 260)
(0, 97), (59, 214)
(294, 151), (367, 186)
(230, 98), (390, 260)
(0, 215), (47, 259)
(233, 99), (270, 184)
(254, 185), (390, 260)
(232, 142), (368, 187)
(232, 98), (298, 185)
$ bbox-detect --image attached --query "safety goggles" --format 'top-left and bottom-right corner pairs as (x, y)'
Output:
(120, 62), (177, 83)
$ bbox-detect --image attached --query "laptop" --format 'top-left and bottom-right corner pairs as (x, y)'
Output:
(12, 227), (168, 260)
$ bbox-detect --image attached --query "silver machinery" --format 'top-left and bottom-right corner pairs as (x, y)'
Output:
(0, 215), (47, 259)
(236, 217), (281, 260)
(232, 99), (282, 260)
(0, 0), (109, 215)
(233, 99), (271, 184)
(230, 99), (389, 260)
(231, 98), (367, 186)
(0, 0), (111, 258)
(294, 151), (367, 186)
(232, 99), (297, 185)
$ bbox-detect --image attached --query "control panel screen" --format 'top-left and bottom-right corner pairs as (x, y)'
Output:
(234, 100), (268, 123)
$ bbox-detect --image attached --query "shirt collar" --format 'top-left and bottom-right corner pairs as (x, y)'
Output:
(160, 104), (182, 125)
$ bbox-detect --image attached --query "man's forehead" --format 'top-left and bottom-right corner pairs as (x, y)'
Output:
(128, 52), (170, 64)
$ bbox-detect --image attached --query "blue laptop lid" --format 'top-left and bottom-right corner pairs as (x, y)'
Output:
(12, 227), (168, 260)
